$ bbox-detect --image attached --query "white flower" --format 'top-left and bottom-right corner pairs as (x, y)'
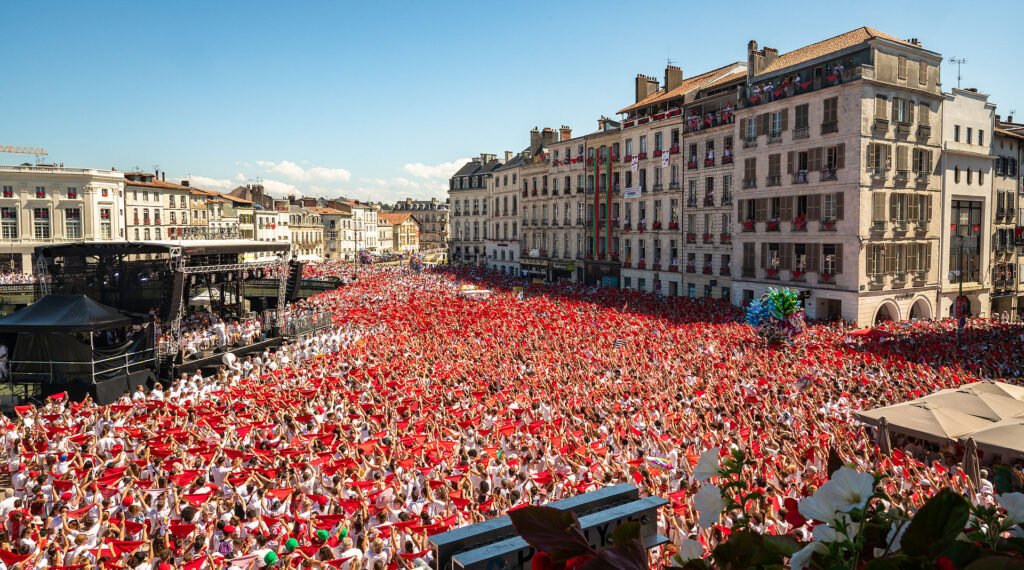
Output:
(692, 447), (721, 481)
(693, 483), (724, 528)
(798, 493), (838, 523)
(811, 517), (858, 544)
(790, 541), (828, 570)
(999, 492), (1024, 525)
(819, 467), (875, 513)
(673, 538), (704, 563)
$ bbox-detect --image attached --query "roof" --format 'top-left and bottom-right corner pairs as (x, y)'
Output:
(0, 294), (131, 333)
(306, 207), (346, 215)
(996, 125), (1024, 141)
(619, 62), (746, 114)
(378, 212), (416, 226)
(759, 26), (914, 76)
(218, 194), (254, 206)
(125, 178), (191, 192)
(453, 158), (503, 178)
(36, 240), (290, 259)
(495, 152), (526, 171)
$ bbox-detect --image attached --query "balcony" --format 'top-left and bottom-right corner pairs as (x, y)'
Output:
(686, 232), (697, 244)
(892, 220), (909, 235)
(687, 198), (698, 208)
(744, 137), (758, 149)
(720, 266), (731, 276)
(792, 217), (808, 232)
(531, 189), (538, 196)
(821, 168), (838, 182)
(686, 263), (696, 273)
(766, 268), (780, 279)
(873, 118), (889, 132)
(703, 233), (714, 244)
(637, 260), (646, 269)
(766, 219), (780, 232)
(722, 193), (733, 206)
(767, 132), (783, 144)
(821, 121), (838, 135)
(540, 220), (548, 226)
(683, 111), (736, 133)
(622, 222), (631, 231)
(638, 152), (648, 160)
(702, 265), (713, 275)
(669, 221), (679, 230)
(652, 183), (664, 193)
(820, 219), (837, 231)
(652, 221), (662, 230)
(793, 171), (809, 184)
(819, 272), (837, 285)
(652, 263), (662, 271)
(793, 126), (810, 139)
(722, 155), (734, 165)
(669, 145), (680, 155)
(576, 218), (583, 226)
(704, 158), (715, 168)
(637, 223), (647, 233)
(894, 170), (910, 184)
(622, 154), (633, 164)
(790, 269), (805, 281)
(687, 159), (698, 170)
(766, 175), (782, 187)
(741, 220), (755, 232)
(552, 219), (559, 227)
(742, 178), (757, 189)
(653, 149), (663, 158)
(669, 181), (681, 190)
(621, 260), (631, 268)
(720, 233), (732, 244)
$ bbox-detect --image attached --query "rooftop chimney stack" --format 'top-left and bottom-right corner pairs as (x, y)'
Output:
(559, 125), (572, 141)
(665, 65), (683, 91)
(505, 151), (513, 162)
(634, 74), (660, 103)
(529, 127), (541, 154)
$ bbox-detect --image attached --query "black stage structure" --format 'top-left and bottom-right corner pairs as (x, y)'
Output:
(0, 241), (299, 406)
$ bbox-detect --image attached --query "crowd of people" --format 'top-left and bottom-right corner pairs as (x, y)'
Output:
(0, 274), (36, 286)
(2, 263), (1024, 569)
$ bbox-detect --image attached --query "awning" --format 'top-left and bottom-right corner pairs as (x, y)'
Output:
(855, 401), (994, 441)
(0, 294), (131, 333)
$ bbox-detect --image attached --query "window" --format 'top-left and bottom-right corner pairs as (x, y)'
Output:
(978, 130), (985, 147)
(65, 208), (82, 239)
(745, 119), (757, 142)
(1, 186), (12, 198)
(33, 208), (50, 239)
(954, 125), (960, 142)
(35, 186), (46, 199)
(966, 127), (973, 145)
(967, 168), (973, 185)
(822, 97), (838, 133)
(67, 187), (78, 199)
(794, 104), (809, 136)
(1, 208), (17, 239)
(654, 132), (663, 151)
(639, 136), (648, 154)
(898, 56), (907, 79)
(949, 200), (983, 283)
(893, 98), (909, 123)
(769, 111), (783, 138)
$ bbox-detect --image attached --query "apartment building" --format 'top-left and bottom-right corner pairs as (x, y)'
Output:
(618, 64), (746, 297)
(730, 27), (944, 324)
(0, 163), (125, 273)
(288, 206), (324, 261)
(486, 152), (522, 275)
(334, 200), (378, 259)
(308, 207), (347, 259)
(579, 123), (622, 287)
(378, 212), (420, 254)
(124, 171), (190, 241)
(938, 89), (996, 319)
(450, 153), (502, 265)
(393, 197), (449, 257)
(993, 119), (1024, 318)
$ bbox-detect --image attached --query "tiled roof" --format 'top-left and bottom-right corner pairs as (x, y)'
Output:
(125, 179), (191, 191)
(306, 207), (346, 215)
(996, 126), (1024, 141)
(758, 26), (913, 76)
(378, 212), (415, 225)
(619, 62), (746, 114)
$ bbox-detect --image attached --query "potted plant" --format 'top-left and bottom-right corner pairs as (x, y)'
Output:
(793, 214), (807, 231)
(742, 219), (755, 231)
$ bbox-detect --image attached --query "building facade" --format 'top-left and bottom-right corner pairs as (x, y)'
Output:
(728, 28), (944, 324)
(394, 197), (449, 259)
(378, 212), (420, 254)
(938, 89), (996, 319)
(450, 154), (502, 265)
(0, 164), (125, 273)
(993, 119), (1024, 318)
(124, 172), (190, 241)
(487, 152), (522, 276)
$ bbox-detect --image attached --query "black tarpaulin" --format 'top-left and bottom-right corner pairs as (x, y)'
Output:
(0, 294), (131, 332)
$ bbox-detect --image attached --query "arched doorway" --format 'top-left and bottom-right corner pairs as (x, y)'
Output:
(909, 298), (932, 320)
(874, 301), (899, 324)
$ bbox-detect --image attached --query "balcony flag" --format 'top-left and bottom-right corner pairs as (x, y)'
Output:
(661, 150), (670, 169)
(631, 156), (639, 174)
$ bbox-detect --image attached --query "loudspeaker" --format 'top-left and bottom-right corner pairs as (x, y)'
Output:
(285, 262), (304, 302)
(163, 271), (186, 321)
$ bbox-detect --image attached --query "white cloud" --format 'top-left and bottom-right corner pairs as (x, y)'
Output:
(185, 175), (235, 190)
(260, 179), (302, 198)
(257, 160), (351, 183)
(402, 158), (470, 180)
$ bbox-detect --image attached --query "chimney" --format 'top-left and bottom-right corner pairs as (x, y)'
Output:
(598, 116), (608, 131)
(504, 151), (513, 162)
(181, 180), (190, 187)
(763, 47), (779, 69)
(747, 40), (761, 78)
(541, 127), (556, 148)
(529, 127), (541, 154)
(634, 74), (660, 103)
(559, 125), (572, 141)
(161, 172), (165, 181)
(665, 65), (683, 91)
(1008, 114), (1014, 123)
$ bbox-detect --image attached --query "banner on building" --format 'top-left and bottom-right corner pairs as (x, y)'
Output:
(631, 156), (639, 173)
(623, 186), (642, 199)
(661, 151), (670, 169)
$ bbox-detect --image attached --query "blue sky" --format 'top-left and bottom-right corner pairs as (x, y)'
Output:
(2, 0), (1019, 203)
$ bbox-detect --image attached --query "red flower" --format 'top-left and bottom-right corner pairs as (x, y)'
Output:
(565, 555), (594, 569)
(935, 556), (955, 570)
(531, 551), (557, 570)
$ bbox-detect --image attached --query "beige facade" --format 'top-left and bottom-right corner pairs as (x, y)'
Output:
(992, 121), (1024, 318)
(0, 164), (125, 273)
(450, 154), (502, 265)
(288, 206), (324, 260)
(378, 212), (420, 254)
(486, 151), (522, 275)
(394, 197), (448, 257)
(124, 172), (191, 241)
(938, 89), (997, 318)
(729, 29), (944, 325)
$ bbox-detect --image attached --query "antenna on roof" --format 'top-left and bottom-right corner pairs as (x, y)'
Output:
(949, 57), (967, 89)
(666, 47), (674, 68)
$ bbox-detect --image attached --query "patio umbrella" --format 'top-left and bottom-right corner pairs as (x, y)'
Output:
(876, 416), (892, 456)
(962, 380), (1024, 402)
(856, 402), (994, 441)
(958, 420), (1024, 464)
(917, 389), (1024, 422)
(963, 437), (981, 489)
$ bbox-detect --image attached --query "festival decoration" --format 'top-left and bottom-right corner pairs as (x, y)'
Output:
(745, 288), (806, 341)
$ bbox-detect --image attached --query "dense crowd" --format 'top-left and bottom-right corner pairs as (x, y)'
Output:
(2, 264), (1024, 569)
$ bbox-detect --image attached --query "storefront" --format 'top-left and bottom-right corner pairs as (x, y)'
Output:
(584, 260), (620, 287)
(520, 258), (549, 282)
(550, 261), (575, 282)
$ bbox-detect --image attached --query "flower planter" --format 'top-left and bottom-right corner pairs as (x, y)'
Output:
(742, 220), (755, 232)
(669, 222), (679, 230)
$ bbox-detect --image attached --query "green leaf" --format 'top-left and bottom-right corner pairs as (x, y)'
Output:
(507, 505), (595, 563)
(761, 534), (799, 558)
(941, 540), (988, 568)
(901, 488), (970, 558)
(577, 538), (647, 570)
(965, 556), (1024, 569)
